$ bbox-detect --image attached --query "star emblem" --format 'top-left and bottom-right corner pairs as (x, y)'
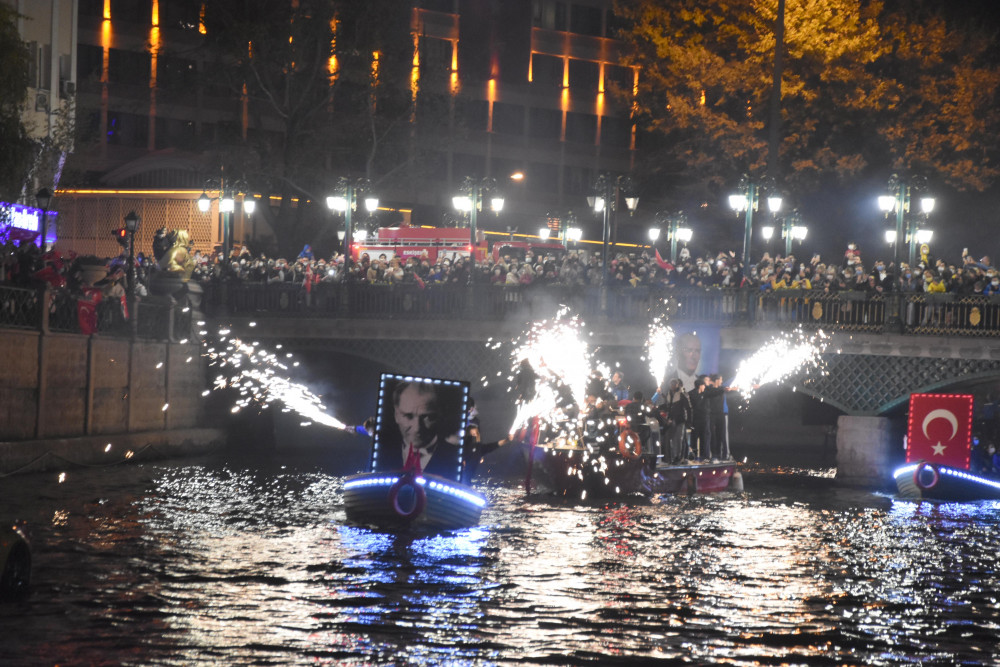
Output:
(932, 442), (946, 456)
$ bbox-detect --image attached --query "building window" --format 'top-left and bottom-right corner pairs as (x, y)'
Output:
(456, 99), (488, 133)
(420, 36), (453, 83)
(568, 59), (599, 94)
(569, 4), (603, 37)
(531, 53), (563, 89)
(108, 48), (151, 86)
(532, 1), (568, 32)
(528, 107), (561, 140)
(528, 161), (559, 192)
(565, 111), (596, 144)
(493, 102), (524, 136)
(600, 116), (631, 149)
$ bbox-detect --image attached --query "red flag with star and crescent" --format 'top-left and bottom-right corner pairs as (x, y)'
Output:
(906, 393), (973, 469)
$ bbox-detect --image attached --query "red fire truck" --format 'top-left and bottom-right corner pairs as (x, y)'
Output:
(352, 227), (568, 264)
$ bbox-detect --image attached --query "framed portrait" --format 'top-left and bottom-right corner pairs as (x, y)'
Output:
(370, 374), (470, 481)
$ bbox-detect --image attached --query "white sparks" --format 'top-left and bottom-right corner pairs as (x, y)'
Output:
(643, 314), (674, 389)
(202, 332), (347, 430)
(730, 327), (829, 400)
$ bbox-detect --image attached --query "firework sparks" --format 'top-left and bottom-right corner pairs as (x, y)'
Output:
(203, 334), (348, 430)
(643, 314), (674, 389)
(730, 327), (829, 400)
(507, 307), (592, 437)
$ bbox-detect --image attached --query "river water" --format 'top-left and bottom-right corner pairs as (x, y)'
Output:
(1, 447), (998, 666)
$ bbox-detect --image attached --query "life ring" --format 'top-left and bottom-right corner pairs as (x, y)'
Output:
(913, 461), (940, 491)
(388, 474), (426, 521)
(618, 429), (642, 460)
(0, 525), (31, 600)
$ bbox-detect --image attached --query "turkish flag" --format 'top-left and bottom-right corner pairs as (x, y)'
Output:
(906, 393), (973, 469)
(654, 249), (674, 272)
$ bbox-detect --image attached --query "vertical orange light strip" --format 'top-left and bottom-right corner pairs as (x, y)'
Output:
(100, 1), (111, 156)
(527, 52), (534, 83)
(149, 1), (160, 150)
(487, 79), (496, 132)
(371, 50), (381, 114)
(198, 3), (206, 34)
(411, 31), (420, 112)
(596, 64), (604, 146)
(329, 16), (339, 83)
(450, 39), (459, 94)
(630, 67), (639, 155)
(560, 58), (569, 142)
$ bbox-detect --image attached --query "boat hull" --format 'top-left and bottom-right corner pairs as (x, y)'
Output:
(646, 461), (739, 494)
(343, 472), (487, 530)
(526, 443), (646, 498)
(894, 462), (1000, 501)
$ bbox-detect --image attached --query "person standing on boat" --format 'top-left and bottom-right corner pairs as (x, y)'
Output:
(689, 376), (712, 460)
(704, 374), (736, 461)
(609, 370), (630, 403)
(661, 378), (693, 464)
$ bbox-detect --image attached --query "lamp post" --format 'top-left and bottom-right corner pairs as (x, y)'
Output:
(588, 174), (638, 287)
(197, 176), (255, 262)
(123, 211), (139, 337)
(35, 187), (53, 250)
(453, 177), (503, 283)
(327, 178), (378, 275)
(877, 174), (935, 270)
(729, 179), (782, 274)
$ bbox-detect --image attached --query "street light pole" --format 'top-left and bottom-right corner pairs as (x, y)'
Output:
(453, 177), (503, 285)
(35, 187), (53, 250)
(328, 178), (378, 278)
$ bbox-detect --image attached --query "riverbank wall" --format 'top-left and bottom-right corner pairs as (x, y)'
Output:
(0, 329), (223, 475)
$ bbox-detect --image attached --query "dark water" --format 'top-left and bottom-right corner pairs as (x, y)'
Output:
(1, 449), (999, 666)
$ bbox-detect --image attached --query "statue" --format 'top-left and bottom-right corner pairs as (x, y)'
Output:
(152, 227), (195, 281)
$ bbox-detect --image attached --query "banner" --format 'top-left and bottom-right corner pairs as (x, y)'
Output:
(906, 393), (973, 469)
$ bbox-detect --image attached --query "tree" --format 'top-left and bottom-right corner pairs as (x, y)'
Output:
(198, 0), (414, 257)
(0, 4), (35, 201)
(615, 0), (1000, 199)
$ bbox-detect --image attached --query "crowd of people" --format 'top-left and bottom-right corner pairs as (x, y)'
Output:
(3, 233), (999, 303)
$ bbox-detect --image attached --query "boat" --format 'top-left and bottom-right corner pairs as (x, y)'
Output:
(522, 415), (741, 498)
(646, 459), (742, 494)
(341, 373), (488, 531)
(893, 461), (1000, 501)
(342, 471), (487, 530)
(891, 393), (1000, 501)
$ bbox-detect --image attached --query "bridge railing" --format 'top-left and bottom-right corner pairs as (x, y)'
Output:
(0, 283), (192, 341)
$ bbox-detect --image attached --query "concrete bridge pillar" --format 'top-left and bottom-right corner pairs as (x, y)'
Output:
(835, 415), (900, 489)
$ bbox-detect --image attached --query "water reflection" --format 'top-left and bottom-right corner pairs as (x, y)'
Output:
(1, 459), (999, 665)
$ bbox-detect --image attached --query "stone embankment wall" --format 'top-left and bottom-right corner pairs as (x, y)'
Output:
(0, 330), (224, 474)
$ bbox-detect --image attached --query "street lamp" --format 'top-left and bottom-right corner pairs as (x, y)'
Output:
(588, 174), (638, 287)
(877, 174), (935, 271)
(453, 176), (503, 283)
(123, 211), (139, 336)
(653, 212), (692, 263)
(327, 178), (378, 273)
(538, 227), (551, 240)
(196, 177), (255, 262)
(35, 187), (53, 250)
(729, 178), (779, 277)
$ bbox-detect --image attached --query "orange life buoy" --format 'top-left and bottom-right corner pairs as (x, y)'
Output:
(388, 473), (427, 521)
(913, 461), (939, 491)
(618, 429), (642, 460)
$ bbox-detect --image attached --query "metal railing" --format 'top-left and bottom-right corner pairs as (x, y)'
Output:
(0, 283), (192, 341)
(8, 280), (1000, 338)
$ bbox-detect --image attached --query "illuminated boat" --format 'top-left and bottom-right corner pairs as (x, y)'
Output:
(894, 461), (1000, 501)
(342, 373), (487, 530)
(342, 471), (487, 530)
(646, 460), (741, 494)
(891, 393), (1000, 501)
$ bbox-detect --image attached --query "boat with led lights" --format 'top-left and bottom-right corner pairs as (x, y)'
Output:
(342, 373), (488, 530)
(342, 471), (487, 530)
(891, 393), (1000, 501)
(894, 461), (1000, 501)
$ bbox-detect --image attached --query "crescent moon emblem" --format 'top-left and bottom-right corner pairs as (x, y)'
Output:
(922, 409), (958, 441)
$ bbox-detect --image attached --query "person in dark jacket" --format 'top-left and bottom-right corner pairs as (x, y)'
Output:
(689, 375), (712, 460)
